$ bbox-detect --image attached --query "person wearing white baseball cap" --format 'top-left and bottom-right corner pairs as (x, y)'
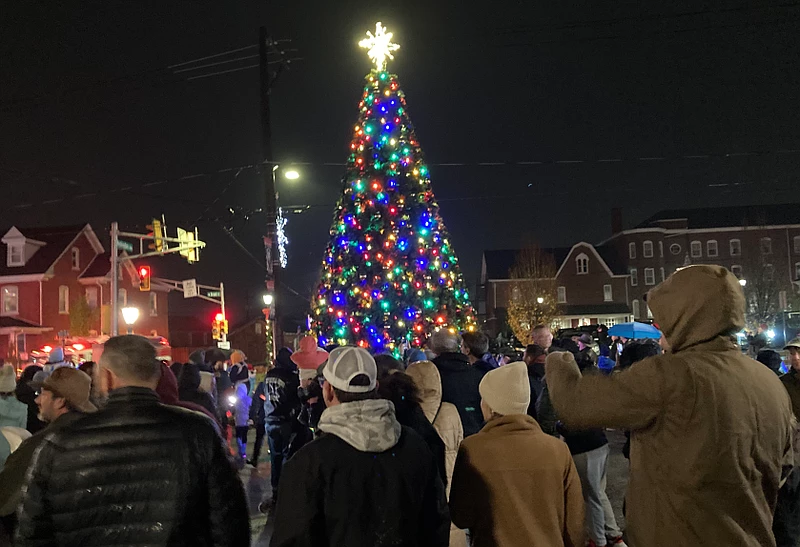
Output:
(271, 346), (450, 547)
(449, 362), (585, 547)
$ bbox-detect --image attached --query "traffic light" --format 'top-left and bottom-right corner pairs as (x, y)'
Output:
(138, 266), (151, 291)
(146, 219), (164, 252)
(212, 313), (224, 340)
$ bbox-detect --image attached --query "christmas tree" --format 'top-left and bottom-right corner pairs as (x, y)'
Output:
(312, 23), (477, 354)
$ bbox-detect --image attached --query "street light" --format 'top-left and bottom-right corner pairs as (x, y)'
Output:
(121, 307), (139, 335)
(536, 297), (544, 304)
(263, 293), (274, 306)
(739, 279), (747, 287)
(284, 169), (300, 180)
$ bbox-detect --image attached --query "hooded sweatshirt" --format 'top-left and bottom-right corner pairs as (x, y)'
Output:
(318, 399), (401, 452)
(546, 264), (795, 547)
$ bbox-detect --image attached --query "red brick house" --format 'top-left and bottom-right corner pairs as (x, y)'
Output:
(0, 224), (170, 364)
(481, 242), (632, 334)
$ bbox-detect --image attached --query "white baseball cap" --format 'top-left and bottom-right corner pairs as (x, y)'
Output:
(323, 346), (378, 393)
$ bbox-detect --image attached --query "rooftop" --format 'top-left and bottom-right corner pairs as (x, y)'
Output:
(636, 203), (800, 230)
(0, 225), (87, 277)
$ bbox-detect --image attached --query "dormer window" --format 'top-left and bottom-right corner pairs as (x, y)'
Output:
(71, 247), (80, 271)
(8, 244), (23, 266)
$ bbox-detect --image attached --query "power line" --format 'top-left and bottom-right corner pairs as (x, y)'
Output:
(172, 54), (259, 74)
(166, 44), (258, 69)
(185, 58), (303, 81)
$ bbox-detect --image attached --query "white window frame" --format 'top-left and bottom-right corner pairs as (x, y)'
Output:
(731, 265), (742, 278)
(761, 237), (772, 255)
(706, 240), (718, 258)
(644, 268), (655, 286)
(557, 286), (567, 304)
(796, 262), (800, 281)
(766, 263), (774, 281)
(603, 284), (613, 302)
(729, 239), (741, 257)
(71, 247), (80, 271)
(660, 267), (666, 282)
(690, 241), (702, 258)
(630, 268), (638, 287)
(794, 236), (800, 255)
(628, 242), (636, 259)
(149, 292), (158, 317)
(605, 317), (618, 327)
(85, 287), (98, 309)
(658, 241), (664, 258)
(669, 243), (681, 256)
(119, 288), (127, 307)
(576, 253), (589, 275)
(8, 244), (23, 267)
(58, 286), (69, 315)
(2, 285), (19, 315)
(632, 299), (640, 319)
(643, 241), (654, 258)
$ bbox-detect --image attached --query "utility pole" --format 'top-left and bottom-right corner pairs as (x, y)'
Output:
(260, 25), (283, 351)
(111, 222), (120, 336)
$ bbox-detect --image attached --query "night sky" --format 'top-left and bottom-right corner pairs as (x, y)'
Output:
(3, 1), (799, 328)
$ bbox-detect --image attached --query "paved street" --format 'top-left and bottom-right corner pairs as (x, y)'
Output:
(237, 427), (630, 546)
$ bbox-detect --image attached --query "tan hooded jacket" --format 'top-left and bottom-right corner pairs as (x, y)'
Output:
(546, 265), (795, 547)
(407, 360), (467, 547)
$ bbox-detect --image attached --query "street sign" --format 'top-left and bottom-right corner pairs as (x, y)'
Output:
(217, 340), (231, 350)
(207, 290), (221, 297)
(183, 279), (198, 299)
(116, 240), (133, 252)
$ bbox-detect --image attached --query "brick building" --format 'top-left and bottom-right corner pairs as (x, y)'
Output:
(0, 224), (170, 364)
(481, 204), (800, 334)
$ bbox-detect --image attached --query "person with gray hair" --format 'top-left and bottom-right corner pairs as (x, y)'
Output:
(429, 330), (486, 437)
(16, 335), (249, 547)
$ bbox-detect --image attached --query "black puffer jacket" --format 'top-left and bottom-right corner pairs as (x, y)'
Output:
(15, 387), (249, 547)
(264, 365), (301, 424)
(432, 352), (486, 437)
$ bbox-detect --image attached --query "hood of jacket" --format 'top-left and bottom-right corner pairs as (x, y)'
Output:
(406, 360), (442, 423)
(178, 363), (202, 391)
(275, 347), (297, 372)
(647, 264), (745, 353)
(155, 363), (180, 405)
(318, 399), (401, 452)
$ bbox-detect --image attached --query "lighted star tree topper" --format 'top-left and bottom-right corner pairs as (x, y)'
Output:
(311, 23), (477, 354)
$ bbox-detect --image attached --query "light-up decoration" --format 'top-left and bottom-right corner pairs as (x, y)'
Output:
(310, 34), (478, 355)
(277, 206), (288, 268)
(359, 22), (400, 72)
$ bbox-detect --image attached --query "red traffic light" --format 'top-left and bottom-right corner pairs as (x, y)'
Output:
(139, 267), (149, 277)
(215, 313), (224, 322)
(138, 265), (151, 291)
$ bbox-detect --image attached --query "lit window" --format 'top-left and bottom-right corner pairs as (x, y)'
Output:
(605, 317), (618, 327)
(690, 241), (702, 258)
(630, 268), (638, 287)
(59, 286), (69, 314)
(71, 247), (80, 271)
(644, 268), (655, 286)
(643, 241), (653, 258)
(557, 286), (566, 304)
(730, 239), (741, 257)
(85, 287), (98, 309)
(731, 265), (742, 278)
(660, 267), (666, 282)
(629, 242), (636, 259)
(706, 240), (718, 258)
(603, 284), (613, 302)
(8, 245), (23, 266)
(761, 237), (772, 255)
(149, 293), (158, 316)
(118, 288), (127, 306)
(670, 243), (681, 256)
(2, 286), (19, 315)
(576, 253), (589, 275)
(632, 299), (640, 318)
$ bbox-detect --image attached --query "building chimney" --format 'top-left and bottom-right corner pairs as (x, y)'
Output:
(611, 208), (623, 235)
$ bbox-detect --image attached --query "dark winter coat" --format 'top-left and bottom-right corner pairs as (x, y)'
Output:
(432, 352), (486, 437)
(177, 363), (217, 418)
(526, 359), (545, 420)
(264, 365), (301, 424)
(250, 381), (267, 424)
(781, 370), (800, 421)
(15, 387), (249, 547)
(0, 412), (84, 518)
(270, 401), (450, 547)
(155, 363), (219, 427)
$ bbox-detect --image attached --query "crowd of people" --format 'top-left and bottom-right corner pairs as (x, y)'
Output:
(0, 264), (799, 547)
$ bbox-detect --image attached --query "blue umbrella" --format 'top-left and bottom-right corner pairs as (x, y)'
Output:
(608, 322), (662, 339)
